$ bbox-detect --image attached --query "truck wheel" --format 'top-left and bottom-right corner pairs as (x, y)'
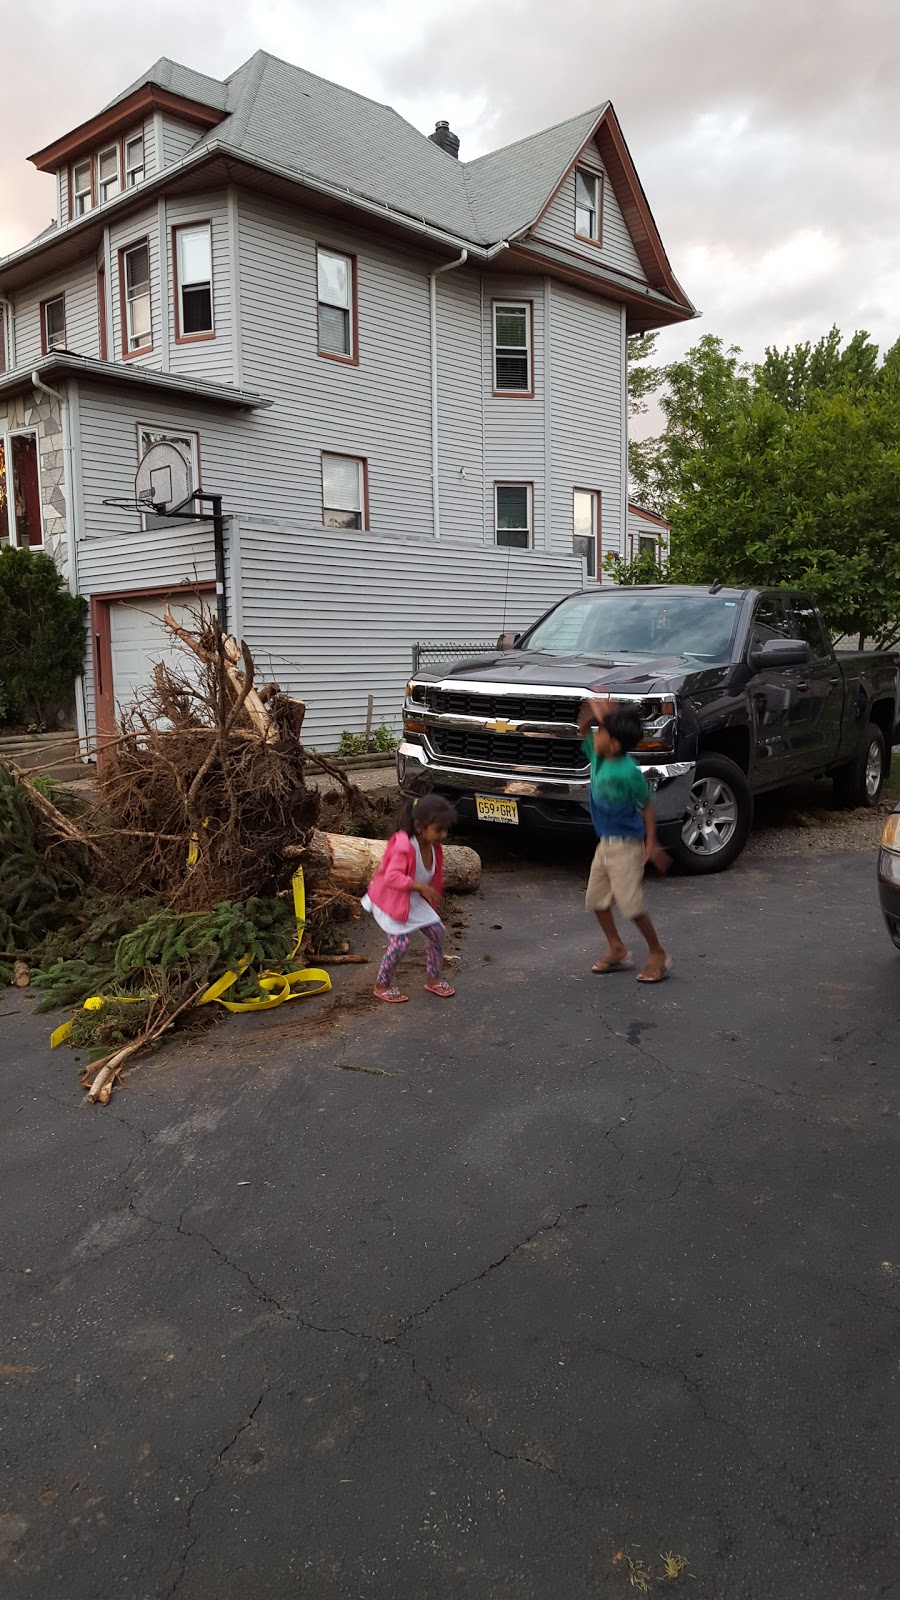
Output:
(832, 723), (885, 809)
(669, 754), (753, 875)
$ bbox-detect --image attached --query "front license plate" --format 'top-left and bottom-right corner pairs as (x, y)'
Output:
(475, 796), (519, 825)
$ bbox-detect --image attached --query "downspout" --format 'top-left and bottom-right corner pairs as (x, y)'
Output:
(429, 248), (468, 538)
(1, 295), (16, 369)
(31, 370), (88, 753)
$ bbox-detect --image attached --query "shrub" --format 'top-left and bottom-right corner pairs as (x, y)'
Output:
(0, 547), (87, 725)
(337, 722), (397, 757)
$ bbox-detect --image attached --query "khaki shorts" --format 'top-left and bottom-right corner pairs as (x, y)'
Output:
(585, 836), (646, 919)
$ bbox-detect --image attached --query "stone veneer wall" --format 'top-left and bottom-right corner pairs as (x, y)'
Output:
(0, 389), (68, 578)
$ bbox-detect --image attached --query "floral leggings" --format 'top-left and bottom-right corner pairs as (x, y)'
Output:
(376, 921), (445, 988)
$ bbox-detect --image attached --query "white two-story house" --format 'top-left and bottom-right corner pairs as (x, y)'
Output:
(0, 52), (694, 750)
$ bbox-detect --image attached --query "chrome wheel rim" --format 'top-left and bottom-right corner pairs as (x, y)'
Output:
(865, 740), (883, 799)
(682, 776), (739, 855)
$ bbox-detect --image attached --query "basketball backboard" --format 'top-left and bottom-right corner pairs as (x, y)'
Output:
(134, 441), (192, 515)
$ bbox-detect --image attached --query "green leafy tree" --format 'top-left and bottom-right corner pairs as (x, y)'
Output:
(637, 328), (900, 647)
(0, 547), (87, 726)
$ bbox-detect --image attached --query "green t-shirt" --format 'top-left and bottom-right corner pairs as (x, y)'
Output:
(581, 737), (649, 839)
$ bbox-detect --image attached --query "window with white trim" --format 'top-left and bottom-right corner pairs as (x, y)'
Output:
(98, 145), (120, 203)
(573, 489), (599, 576)
(638, 533), (659, 565)
(0, 305), (6, 375)
(137, 427), (198, 529)
(495, 483), (531, 549)
(317, 248), (355, 359)
(322, 454), (366, 529)
(175, 225), (213, 338)
(42, 295), (67, 353)
(493, 303), (531, 393)
(0, 431), (43, 548)
(125, 134), (145, 188)
(121, 240), (152, 353)
(73, 159), (92, 216)
(575, 168), (599, 240)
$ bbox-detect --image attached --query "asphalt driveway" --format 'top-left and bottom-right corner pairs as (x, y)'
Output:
(1, 843), (897, 1599)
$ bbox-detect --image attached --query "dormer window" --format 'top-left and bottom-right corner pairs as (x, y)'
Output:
(125, 134), (145, 188)
(73, 160), (93, 216)
(575, 168), (600, 241)
(98, 146), (120, 203)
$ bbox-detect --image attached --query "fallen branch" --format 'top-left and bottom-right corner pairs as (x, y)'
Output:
(85, 986), (204, 1104)
(309, 953), (370, 965)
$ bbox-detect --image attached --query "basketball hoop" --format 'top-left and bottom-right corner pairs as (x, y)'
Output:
(134, 441), (192, 515)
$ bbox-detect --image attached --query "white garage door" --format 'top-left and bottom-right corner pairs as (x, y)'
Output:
(108, 594), (206, 721)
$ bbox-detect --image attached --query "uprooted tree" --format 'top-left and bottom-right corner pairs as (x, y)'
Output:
(2, 605), (480, 1104)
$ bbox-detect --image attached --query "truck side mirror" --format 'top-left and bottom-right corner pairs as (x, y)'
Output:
(748, 638), (811, 671)
(497, 631), (521, 651)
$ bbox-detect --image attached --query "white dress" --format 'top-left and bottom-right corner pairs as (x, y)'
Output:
(361, 836), (442, 937)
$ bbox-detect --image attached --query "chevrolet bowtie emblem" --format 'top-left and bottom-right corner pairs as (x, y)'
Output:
(484, 718), (518, 733)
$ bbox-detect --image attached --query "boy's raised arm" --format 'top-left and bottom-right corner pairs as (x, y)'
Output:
(577, 696), (610, 736)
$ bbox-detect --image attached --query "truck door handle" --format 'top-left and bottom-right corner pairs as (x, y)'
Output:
(796, 681), (809, 692)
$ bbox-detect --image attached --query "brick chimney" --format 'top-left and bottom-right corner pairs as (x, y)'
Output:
(429, 120), (460, 159)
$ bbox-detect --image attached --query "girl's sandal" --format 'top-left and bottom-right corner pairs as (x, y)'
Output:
(636, 955), (672, 984)
(373, 986), (409, 1003)
(424, 979), (456, 999)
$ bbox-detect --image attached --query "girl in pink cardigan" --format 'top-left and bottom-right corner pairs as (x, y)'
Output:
(362, 793), (457, 1003)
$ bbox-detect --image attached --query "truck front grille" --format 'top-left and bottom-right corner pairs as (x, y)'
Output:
(429, 727), (585, 773)
(426, 688), (581, 725)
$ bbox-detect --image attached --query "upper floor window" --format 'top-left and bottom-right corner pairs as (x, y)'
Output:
(41, 295), (67, 353)
(495, 483), (531, 549)
(120, 240), (152, 355)
(174, 224), (213, 340)
(0, 431), (43, 549)
(573, 489), (599, 577)
(322, 453), (367, 529)
(0, 306), (6, 375)
(493, 302), (532, 395)
(73, 160), (93, 216)
(125, 134), (145, 188)
(98, 145), (120, 203)
(575, 168), (600, 241)
(317, 248), (356, 362)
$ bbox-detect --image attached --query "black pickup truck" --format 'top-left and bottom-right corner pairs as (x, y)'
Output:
(398, 585), (899, 873)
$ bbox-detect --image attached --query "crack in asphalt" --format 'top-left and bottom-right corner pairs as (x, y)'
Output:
(407, 1349), (587, 1497)
(396, 1203), (590, 1335)
(166, 1382), (272, 1598)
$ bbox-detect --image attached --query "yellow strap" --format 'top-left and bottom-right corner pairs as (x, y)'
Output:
(50, 867), (328, 1041)
(50, 993), (153, 1049)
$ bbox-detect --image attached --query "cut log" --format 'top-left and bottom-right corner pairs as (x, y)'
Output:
(288, 831), (481, 894)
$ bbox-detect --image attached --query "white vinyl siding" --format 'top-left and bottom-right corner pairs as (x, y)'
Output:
(550, 282), (625, 567)
(533, 142), (646, 280)
(57, 169), (70, 225)
(434, 268), (483, 540)
(160, 118), (201, 169)
(237, 524), (585, 747)
(236, 194), (432, 531)
(12, 257), (101, 366)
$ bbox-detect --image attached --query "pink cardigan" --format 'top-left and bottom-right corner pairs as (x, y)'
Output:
(365, 830), (444, 924)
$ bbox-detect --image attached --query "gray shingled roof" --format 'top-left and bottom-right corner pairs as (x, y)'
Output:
(100, 50), (610, 249)
(103, 56), (228, 113)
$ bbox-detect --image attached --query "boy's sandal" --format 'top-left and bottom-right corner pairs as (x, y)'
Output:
(592, 952), (632, 974)
(373, 986), (409, 1003)
(424, 979), (456, 998)
(636, 955), (672, 984)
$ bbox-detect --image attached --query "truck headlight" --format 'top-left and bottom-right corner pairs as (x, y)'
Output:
(637, 699), (676, 752)
(406, 681), (427, 706)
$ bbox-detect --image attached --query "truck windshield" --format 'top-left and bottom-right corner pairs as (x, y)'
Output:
(520, 592), (740, 661)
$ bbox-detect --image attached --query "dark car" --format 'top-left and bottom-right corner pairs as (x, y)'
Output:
(877, 803), (900, 950)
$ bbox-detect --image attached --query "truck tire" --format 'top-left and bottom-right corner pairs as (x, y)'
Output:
(832, 723), (886, 809)
(669, 754), (753, 875)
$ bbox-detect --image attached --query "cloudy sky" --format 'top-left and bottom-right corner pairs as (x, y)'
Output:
(2, 0), (898, 380)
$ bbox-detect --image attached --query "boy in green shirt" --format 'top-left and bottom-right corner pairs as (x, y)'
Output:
(577, 697), (670, 983)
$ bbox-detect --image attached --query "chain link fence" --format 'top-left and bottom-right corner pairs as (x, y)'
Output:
(410, 641), (498, 676)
